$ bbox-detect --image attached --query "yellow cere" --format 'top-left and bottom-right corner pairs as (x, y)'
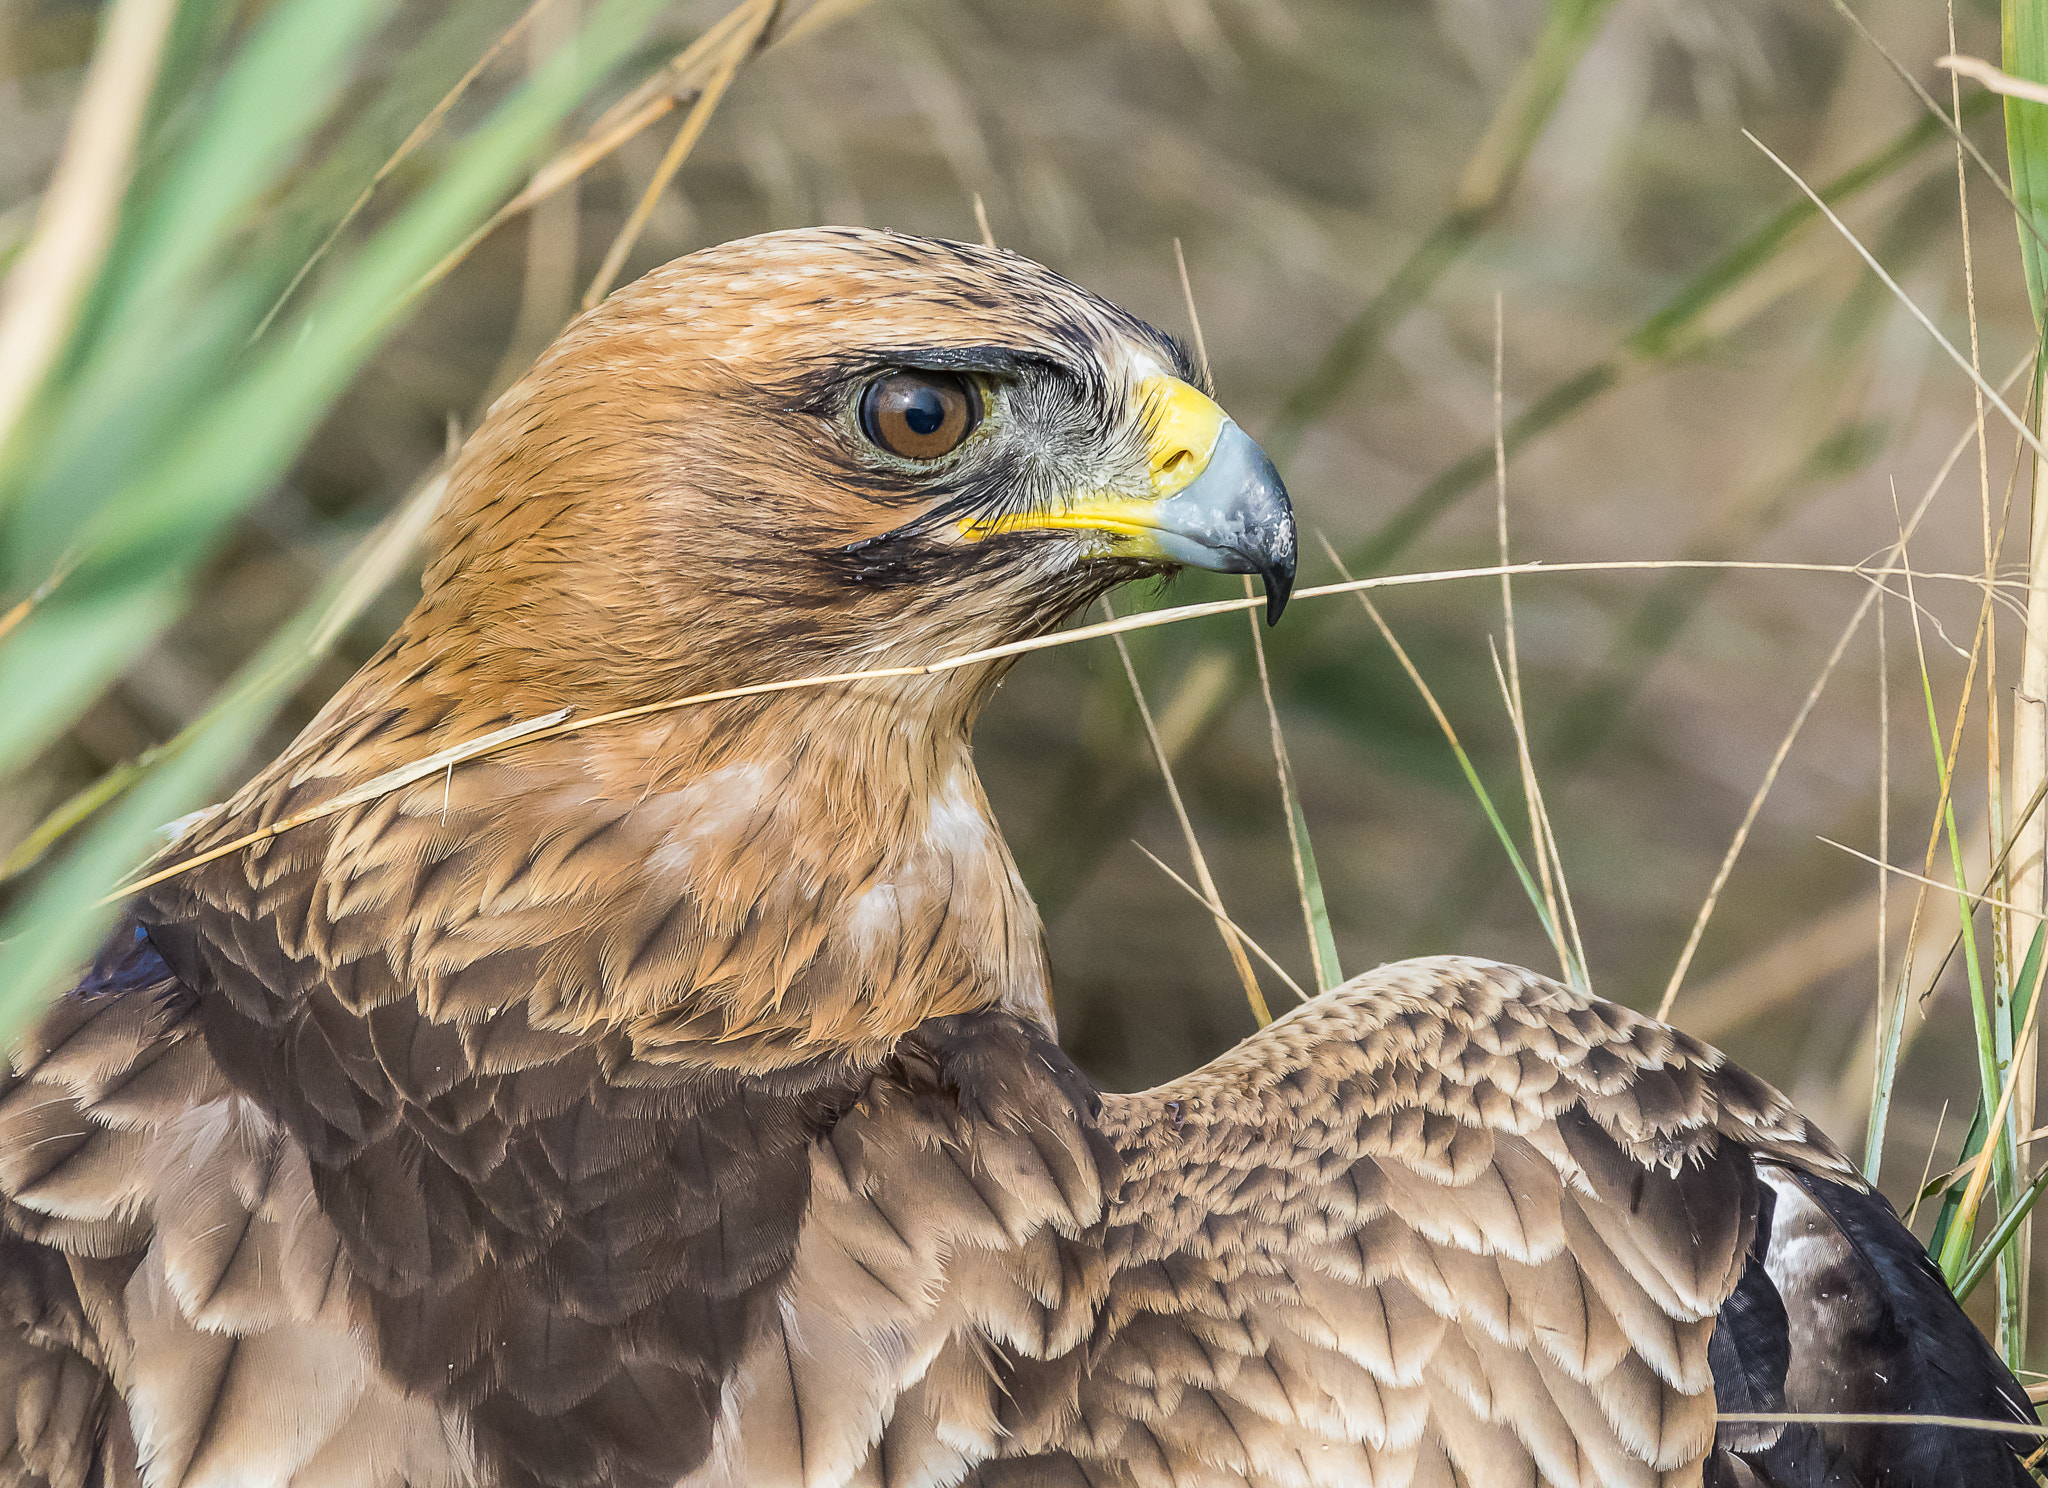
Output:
(959, 375), (1228, 544)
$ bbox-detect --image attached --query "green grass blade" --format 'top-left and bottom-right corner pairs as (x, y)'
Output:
(97, 0), (399, 337)
(2006, 0), (2048, 330)
(1345, 586), (1578, 984)
(1956, 1157), (2048, 1303)
(1924, 635), (2017, 1277)
(1432, 729), (1566, 976)
(1284, 786), (1343, 993)
(3, 752), (161, 884)
(0, 0), (674, 777)
(0, 602), (353, 1031)
(0, 697), (276, 1031)
(979, 103), (1976, 971)
(1245, 590), (1343, 991)
(1891, 786), (2048, 1197)
(1929, 925), (2044, 1270)
(1417, 202), (1954, 956)
(1930, 1104), (1991, 1258)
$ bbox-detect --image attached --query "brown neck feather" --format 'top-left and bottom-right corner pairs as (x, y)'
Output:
(167, 603), (1052, 1075)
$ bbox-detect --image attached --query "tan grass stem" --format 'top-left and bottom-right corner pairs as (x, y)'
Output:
(110, 557), (2013, 904)
(256, 0), (559, 342)
(1714, 1412), (2048, 1440)
(581, 0), (775, 308)
(1657, 372), (2013, 1028)
(1941, 54), (2048, 107)
(0, 0), (177, 457)
(412, 0), (884, 303)
(1746, 129), (2048, 469)
(1131, 843), (1308, 1005)
(1655, 572), (1892, 1019)
(1820, 838), (2048, 921)
(1104, 598), (1269, 1024)
(1244, 575), (1336, 992)
(1489, 291), (1584, 988)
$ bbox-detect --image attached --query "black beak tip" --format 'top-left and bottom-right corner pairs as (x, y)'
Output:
(1258, 516), (1297, 625)
(1263, 562), (1293, 625)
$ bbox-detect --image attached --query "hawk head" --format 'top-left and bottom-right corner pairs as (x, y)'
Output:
(208, 230), (1300, 1056)
(421, 227), (1296, 723)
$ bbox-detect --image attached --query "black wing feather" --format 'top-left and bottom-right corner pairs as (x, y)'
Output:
(1711, 1165), (2037, 1487)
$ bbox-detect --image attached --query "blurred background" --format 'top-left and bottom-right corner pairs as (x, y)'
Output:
(2, 0), (2039, 1317)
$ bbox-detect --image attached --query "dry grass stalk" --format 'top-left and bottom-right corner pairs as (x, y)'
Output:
(487, 0), (588, 394)
(1655, 573), (1893, 1021)
(1746, 129), (2046, 466)
(1104, 598), (1270, 1025)
(1942, 54), (2048, 108)
(1658, 352), (2035, 1033)
(1174, 238), (1330, 995)
(1488, 291), (1585, 988)
(1946, 972), (2046, 1302)
(110, 556), (2038, 906)
(1680, 884), (1950, 1042)
(1243, 580), (1336, 992)
(415, 0), (883, 303)
(258, 0), (560, 342)
(2011, 310), (2048, 1340)
(1714, 1411), (2047, 1440)
(1131, 843), (1308, 1004)
(1948, 0), (2030, 1333)
(581, 0), (777, 308)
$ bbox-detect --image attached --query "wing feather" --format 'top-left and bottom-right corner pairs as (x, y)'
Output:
(8, 931), (2024, 1488)
(968, 956), (1853, 1487)
(1, 931), (483, 1488)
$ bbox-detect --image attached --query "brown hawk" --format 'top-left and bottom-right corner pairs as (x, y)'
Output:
(0, 228), (2032, 1488)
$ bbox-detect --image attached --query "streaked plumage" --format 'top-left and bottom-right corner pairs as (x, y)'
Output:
(0, 228), (2032, 1488)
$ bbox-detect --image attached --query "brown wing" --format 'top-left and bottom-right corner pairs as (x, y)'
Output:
(8, 937), (2008, 1488)
(0, 934), (483, 1488)
(981, 956), (1857, 1488)
(0, 920), (1113, 1488)
(678, 1011), (1116, 1488)
(0, 1229), (122, 1488)
(678, 955), (1850, 1488)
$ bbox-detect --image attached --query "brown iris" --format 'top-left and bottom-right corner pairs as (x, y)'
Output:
(859, 370), (981, 459)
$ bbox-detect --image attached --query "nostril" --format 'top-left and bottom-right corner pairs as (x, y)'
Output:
(1159, 448), (1196, 485)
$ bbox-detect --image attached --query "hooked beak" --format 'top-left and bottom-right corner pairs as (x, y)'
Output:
(961, 375), (1299, 624)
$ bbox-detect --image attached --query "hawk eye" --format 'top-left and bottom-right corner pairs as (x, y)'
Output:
(859, 371), (980, 460)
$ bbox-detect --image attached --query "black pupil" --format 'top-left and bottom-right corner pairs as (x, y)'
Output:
(903, 386), (947, 435)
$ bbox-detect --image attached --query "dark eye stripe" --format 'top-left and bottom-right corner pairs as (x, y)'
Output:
(860, 371), (981, 460)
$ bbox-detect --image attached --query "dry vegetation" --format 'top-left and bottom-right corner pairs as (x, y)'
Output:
(9, 0), (2048, 1379)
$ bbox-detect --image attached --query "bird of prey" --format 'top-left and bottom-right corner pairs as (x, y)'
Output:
(0, 227), (2035, 1488)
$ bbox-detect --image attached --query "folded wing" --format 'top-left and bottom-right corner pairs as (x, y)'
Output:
(946, 958), (2032, 1488)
